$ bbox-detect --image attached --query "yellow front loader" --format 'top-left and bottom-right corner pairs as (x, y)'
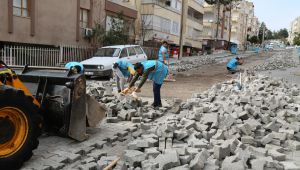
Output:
(0, 61), (106, 169)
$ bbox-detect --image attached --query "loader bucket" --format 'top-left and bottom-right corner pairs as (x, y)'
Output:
(9, 65), (95, 141)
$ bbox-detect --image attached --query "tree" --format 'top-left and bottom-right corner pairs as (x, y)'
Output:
(265, 30), (273, 40)
(92, 22), (106, 47)
(293, 32), (300, 45)
(92, 12), (133, 46)
(248, 35), (259, 44)
(258, 22), (267, 43)
(103, 13), (131, 46)
(205, 0), (241, 49)
(278, 28), (289, 39)
(205, 0), (240, 5)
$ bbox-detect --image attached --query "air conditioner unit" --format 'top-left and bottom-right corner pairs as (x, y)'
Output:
(84, 28), (93, 38)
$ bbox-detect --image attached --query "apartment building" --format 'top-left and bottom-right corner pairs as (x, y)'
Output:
(248, 16), (259, 37)
(104, 0), (139, 43)
(141, 0), (204, 55)
(203, 2), (230, 51)
(230, 0), (257, 49)
(185, 0), (204, 54)
(0, 0), (139, 47)
(288, 16), (300, 44)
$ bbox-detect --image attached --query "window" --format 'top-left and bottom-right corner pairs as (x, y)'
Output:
(120, 49), (128, 58)
(171, 21), (179, 35)
(80, 8), (89, 28)
(134, 47), (144, 55)
(94, 48), (120, 57)
(188, 26), (193, 38)
(13, 0), (29, 17)
(128, 47), (136, 56)
(161, 18), (171, 33)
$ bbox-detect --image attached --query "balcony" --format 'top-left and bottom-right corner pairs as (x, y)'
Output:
(204, 5), (214, 13)
(188, 0), (204, 14)
(187, 19), (203, 31)
(187, 6), (203, 26)
(142, 0), (181, 14)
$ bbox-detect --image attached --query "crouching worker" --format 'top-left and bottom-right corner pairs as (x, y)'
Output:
(226, 57), (243, 74)
(124, 60), (168, 108)
(65, 61), (84, 74)
(113, 60), (136, 93)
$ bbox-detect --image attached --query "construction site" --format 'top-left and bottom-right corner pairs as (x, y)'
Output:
(1, 0), (300, 169)
(2, 49), (295, 170)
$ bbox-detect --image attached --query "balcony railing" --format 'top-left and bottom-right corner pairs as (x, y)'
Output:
(194, 0), (205, 6)
(142, 0), (181, 13)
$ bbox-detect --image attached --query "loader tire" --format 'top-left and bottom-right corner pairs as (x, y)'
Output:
(0, 86), (42, 170)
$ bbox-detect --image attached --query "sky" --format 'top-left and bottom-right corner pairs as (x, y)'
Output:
(248, 0), (300, 31)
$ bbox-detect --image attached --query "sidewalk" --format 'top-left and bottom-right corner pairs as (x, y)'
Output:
(169, 50), (255, 65)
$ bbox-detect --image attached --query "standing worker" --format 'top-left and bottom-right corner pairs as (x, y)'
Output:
(123, 60), (168, 108)
(158, 41), (169, 64)
(112, 60), (136, 93)
(226, 57), (243, 74)
(65, 61), (84, 74)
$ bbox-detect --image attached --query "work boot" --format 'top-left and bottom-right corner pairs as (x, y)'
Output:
(151, 103), (162, 108)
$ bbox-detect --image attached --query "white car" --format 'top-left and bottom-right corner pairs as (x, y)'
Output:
(81, 45), (148, 78)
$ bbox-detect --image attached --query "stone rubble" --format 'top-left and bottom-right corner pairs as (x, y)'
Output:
(251, 51), (297, 71)
(169, 56), (216, 73)
(119, 74), (300, 169)
(86, 80), (175, 124)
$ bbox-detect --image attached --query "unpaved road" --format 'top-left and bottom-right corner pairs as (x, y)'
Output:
(140, 52), (273, 101)
(21, 50), (300, 170)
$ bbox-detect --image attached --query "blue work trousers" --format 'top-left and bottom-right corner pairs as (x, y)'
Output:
(153, 82), (162, 106)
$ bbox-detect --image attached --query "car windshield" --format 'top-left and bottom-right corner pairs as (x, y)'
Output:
(94, 48), (121, 57)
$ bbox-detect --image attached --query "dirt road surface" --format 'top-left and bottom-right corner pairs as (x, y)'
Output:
(139, 52), (272, 101)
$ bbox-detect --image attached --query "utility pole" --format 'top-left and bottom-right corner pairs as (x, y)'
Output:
(228, 2), (232, 47)
(244, 14), (248, 50)
(214, 0), (221, 51)
(262, 25), (265, 44)
(179, 0), (187, 59)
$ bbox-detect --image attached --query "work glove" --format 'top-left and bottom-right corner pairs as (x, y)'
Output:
(121, 88), (130, 94)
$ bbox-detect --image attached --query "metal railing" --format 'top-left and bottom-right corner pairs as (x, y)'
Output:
(0, 45), (96, 67)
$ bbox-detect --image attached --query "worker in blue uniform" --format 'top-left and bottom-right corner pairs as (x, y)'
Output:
(112, 60), (136, 93)
(65, 61), (84, 74)
(124, 60), (168, 108)
(158, 41), (169, 64)
(226, 57), (243, 74)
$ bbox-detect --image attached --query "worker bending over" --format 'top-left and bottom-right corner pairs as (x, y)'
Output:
(158, 41), (169, 65)
(112, 60), (135, 93)
(226, 57), (243, 74)
(65, 61), (84, 74)
(125, 60), (168, 108)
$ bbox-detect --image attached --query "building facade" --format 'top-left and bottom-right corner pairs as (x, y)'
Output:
(230, 0), (258, 50)
(288, 16), (300, 44)
(203, 2), (230, 51)
(140, 0), (204, 55)
(0, 0), (139, 47)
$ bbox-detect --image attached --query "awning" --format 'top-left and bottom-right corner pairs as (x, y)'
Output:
(230, 40), (241, 45)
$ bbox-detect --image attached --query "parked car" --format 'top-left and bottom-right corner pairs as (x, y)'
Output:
(81, 45), (148, 78)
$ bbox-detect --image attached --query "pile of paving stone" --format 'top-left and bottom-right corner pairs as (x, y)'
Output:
(251, 51), (297, 71)
(119, 74), (300, 170)
(86, 80), (172, 124)
(169, 56), (216, 73)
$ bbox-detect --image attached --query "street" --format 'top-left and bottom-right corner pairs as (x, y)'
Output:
(20, 49), (300, 170)
(2, 0), (300, 169)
